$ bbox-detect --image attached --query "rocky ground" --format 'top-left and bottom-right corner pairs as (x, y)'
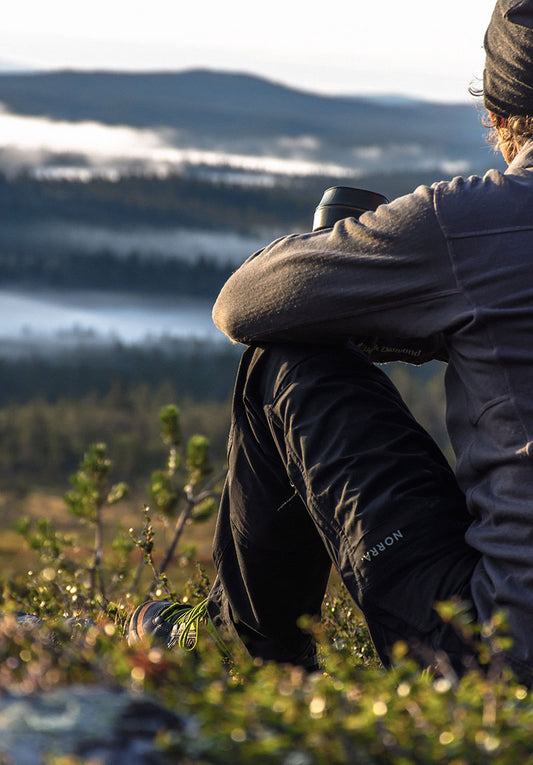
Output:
(0, 685), (185, 764)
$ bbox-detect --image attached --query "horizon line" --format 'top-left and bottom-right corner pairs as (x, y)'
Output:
(0, 62), (476, 107)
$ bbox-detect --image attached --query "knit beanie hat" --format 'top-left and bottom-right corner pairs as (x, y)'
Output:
(484, 0), (533, 117)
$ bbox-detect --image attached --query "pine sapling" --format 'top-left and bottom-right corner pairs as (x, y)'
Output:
(64, 442), (128, 602)
(149, 405), (225, 577)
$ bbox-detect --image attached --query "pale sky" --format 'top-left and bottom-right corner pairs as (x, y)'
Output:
(2, 0), (497, 102)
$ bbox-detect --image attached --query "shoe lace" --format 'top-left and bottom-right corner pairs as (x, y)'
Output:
(159, 597), (208, 651)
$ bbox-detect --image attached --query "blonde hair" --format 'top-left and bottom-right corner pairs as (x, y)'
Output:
(487, 111), (533, 162)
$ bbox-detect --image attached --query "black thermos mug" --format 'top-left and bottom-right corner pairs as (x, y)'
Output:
(312, 186), (388, 231)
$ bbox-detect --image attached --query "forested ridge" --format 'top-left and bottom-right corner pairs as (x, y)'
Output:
(0, 172), (314, 233)
(0, 249), (233, 295)
(0, 384), (232, 490)
(0, 340), (241, 404)
(0, 168), (476, 234)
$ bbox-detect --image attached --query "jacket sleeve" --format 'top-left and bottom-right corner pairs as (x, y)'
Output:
(212, 183), (465, 348)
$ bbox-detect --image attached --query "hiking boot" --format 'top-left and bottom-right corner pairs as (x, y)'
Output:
(127, 598), (209, 651)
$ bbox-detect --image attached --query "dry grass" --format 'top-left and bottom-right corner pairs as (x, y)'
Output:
(0, 488), (218, 584)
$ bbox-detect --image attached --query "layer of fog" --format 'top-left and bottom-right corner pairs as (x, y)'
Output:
(0, 288), (225, 348)
(0, 104), (472, 183)
(4, 221), (268, 264)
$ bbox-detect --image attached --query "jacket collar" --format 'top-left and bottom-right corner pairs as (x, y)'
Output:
(505, 138), (533, 172)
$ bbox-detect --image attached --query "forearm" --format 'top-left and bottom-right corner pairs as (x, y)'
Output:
(212, 185), (460, 349)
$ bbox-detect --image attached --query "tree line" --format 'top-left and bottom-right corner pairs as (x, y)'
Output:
(0, 250), (234, 297)
(0, 172), (315, 233)
(0, 341), (240, 489)
(0, 383), (232, 491)
(0, 341), (449, 491)
(0, 168), (455, 236)
(0, 340), (241, 405)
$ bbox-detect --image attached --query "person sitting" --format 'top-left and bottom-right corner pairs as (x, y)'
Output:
(130, 0), (533, 686)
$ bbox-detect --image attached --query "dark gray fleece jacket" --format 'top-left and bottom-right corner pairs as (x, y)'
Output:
(213, 141), (533, 675)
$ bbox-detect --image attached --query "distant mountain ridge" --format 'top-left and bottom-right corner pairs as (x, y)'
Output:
(0, 68), (465, 124)
(0, 68), (497, 172)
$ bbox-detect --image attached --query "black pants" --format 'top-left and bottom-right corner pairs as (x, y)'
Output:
(207, 343), (480, 671)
